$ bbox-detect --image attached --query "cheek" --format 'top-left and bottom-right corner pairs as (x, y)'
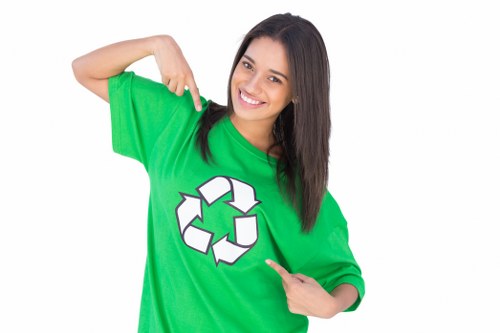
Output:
(230, 71), (243, 91)
(230, 75), (238, 94)
(271, 89), (292, 107)
(231, 69), (246, 85)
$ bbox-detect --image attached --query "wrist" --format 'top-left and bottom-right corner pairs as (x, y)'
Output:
(324, 294), (342, 318)
(148, 34), (175, 55)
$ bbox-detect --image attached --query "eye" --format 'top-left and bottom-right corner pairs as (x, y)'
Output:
(268, 76), (282, 84)
(242, 61), (253, 70)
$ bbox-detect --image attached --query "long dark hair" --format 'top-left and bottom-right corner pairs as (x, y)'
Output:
(196, 13), (331, 233)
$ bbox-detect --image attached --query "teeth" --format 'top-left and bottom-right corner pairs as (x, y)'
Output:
(240, 91), (262, 105)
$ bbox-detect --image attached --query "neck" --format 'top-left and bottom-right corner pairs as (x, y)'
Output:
(229, 113), (278, 154)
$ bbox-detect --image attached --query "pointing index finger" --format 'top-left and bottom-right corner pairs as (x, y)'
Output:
(265, 259), (292, 282)
(186, 77), (202, 112)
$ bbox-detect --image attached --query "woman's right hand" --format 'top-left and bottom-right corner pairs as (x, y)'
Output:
(151, 35), (202, 111)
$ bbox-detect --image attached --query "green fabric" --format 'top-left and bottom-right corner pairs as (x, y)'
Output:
(108, 71), (364, 333)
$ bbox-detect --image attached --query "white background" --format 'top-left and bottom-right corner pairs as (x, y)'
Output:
(1, 0), (499, 332)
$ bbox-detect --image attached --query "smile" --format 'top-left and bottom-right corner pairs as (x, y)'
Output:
(240, 90), (264, 105)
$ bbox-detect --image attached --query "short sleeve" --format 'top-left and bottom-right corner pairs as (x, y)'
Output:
(293, 192), (365, 312)
(108, 71), (201, 169)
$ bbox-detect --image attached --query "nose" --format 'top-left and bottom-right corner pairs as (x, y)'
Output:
(242, 73), (262, 95)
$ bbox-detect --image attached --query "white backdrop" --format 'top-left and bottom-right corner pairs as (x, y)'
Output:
(1, 0), (499, 332)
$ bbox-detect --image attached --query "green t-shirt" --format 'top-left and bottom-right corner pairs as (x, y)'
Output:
(108, 71), (364, 333)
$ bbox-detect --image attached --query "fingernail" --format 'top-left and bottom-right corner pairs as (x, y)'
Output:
(265, 259), (271, 265)
(196, 104), (202, 112)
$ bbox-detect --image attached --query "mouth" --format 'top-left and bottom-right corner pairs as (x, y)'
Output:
(239, 90), (265, 107)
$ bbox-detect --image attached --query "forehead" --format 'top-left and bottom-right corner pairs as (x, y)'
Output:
(244, 37), (289, 74)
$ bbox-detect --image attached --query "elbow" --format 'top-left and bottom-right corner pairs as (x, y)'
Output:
(71, 57), (84, 84)
(71, 55), (109, 102)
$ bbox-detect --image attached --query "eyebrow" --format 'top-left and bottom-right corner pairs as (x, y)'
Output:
(242, 55), (289, 81)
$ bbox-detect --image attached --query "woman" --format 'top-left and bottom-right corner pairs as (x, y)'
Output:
(72, 12), (364, 333)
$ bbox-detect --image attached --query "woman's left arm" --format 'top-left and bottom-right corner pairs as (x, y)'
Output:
(266, 259), (358, 319)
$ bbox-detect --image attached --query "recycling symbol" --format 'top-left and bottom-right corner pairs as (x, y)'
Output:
(175, 176), (261, 266)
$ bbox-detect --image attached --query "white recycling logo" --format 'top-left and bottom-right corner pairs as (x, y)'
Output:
(175, 176), (261, 266)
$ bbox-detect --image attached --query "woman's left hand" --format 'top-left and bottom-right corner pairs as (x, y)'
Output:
(266, 259), (339, 319)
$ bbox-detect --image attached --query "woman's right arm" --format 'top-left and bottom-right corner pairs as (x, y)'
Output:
(71, 35), (201, 111)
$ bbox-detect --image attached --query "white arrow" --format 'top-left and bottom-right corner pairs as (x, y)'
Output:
(227, 178), (261, 214)
(183, 226), (213, 254)
(212, 235), (250, 265)
(175, 194), (202, 234)
(198, 176), (231, 205)
(234, 215), (258, 246)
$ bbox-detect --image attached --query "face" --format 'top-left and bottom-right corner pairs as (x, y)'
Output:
(230, 37), (293, 128)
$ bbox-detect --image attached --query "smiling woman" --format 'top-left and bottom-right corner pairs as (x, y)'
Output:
(230, 37), (293, 158)
(71, 12), (364, 333)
